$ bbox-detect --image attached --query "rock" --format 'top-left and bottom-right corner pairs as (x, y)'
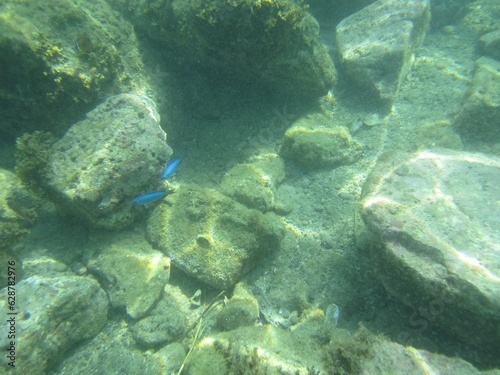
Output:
(87, 231), (171, 319)
(324, 326), (483, 374)
(187, 316), (327, 374)
(361, 149), (500, 347)
(0, 275), (108, 374)
(0, 0), (149, 142)
(479, 30), (500, 61)
(280, 114), (363, 169)
(216, 283), (259, 331)
(130, 285), (192, 348)
(0, 169), (39, 252)
(147, 184), (285, 289)
(44, 94), (172, 229)
(463, 0), (500, 34)
(111, 0), (336, 98)
(452, 56), (500, 143)
(220, 154), (285, 212)
(336, 0), (430, 103)
(54, 320), (163, 375)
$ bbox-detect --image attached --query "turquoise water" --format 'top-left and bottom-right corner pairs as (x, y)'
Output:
(1, 0), (499, 374)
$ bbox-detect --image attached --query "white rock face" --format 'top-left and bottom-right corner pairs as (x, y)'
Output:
(361, 149), (500, 346)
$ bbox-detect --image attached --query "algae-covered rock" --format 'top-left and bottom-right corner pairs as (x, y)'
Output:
(87, 231), (171, 319)
(336, 0), (430, 103)
(453, 57), (500, 143)
(221, 154), (285, 212)
(0, 0), (150, 142)
(361, 149), (500, 347)
(216, 283), (259, 331)
(324, 326), (484, 375)
(280, 114), (363, 169)
(0, 275), (108, 375)
(44, 94), (172, 229)
(111, 0), (336, 98)
(147, 184), (285, 289)
(463, 0), (500, 34)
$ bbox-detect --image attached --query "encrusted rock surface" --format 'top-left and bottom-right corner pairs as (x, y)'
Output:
(0, 275), (108, 374)
(147, 183), (285, 289)
(336, 0), (430, 103)
(361, 149), (500, 346)
(44, 94), (172, 229)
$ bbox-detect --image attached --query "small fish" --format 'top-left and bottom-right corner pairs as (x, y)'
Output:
(133, 191), (166, 205)
(161, 158), (181, 179)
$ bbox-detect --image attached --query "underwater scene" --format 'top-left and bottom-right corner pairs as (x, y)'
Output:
(1, 0), (499, 374)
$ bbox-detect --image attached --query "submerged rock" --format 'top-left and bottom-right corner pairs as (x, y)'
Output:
(280, 114), (363, 169)
(147, 184), (285, 289)
(221, 154), (285, 213)
(361, 149), (500, 347)
(0, 275), (108, 374)
(453, 56), (500, 143)
(111, 0), (337, 98)
(336, 0), (430, 103)
(0, 0), (149, 142)
(43, 94), (172, 229)
(87, 231), (171, 319)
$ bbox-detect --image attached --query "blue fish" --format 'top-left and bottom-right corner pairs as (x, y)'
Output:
(161, 157), (181, 179)
(133, 191), (166, 205)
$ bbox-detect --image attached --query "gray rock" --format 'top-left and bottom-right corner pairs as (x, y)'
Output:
(452, 56), (500, 143)
(479, 29), (500, 61)
(44, 94), (173, 229)
(87, 231), (171, 319)
(361, 149), (500, 347)
(130, 285), (192, 348)
(0, 275), (108, 374)
(336, 0), (430, 103)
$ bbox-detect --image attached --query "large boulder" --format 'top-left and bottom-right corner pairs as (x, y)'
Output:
(361, 149), (500, 347)
(147, 184), (285, 289)
(336, 0), (430, 103)
(44, 94), (172, 229)
(110, 0), (337, 98)
(0, 275), (108, 375)
(0, 0), (149, 142)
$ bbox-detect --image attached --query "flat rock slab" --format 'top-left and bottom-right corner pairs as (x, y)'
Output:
(361, 149), (500, 346)
(44, 94), (172, 229)
(336, 0), (430, 102)
(147, 184), (284, 289)
(0, 276), (108, 374)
